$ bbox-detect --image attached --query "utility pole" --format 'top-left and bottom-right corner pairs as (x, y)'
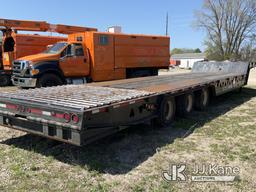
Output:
(165, 12), (169, 36)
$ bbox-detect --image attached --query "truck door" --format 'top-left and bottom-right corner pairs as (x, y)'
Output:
(59, 43), (89, 77)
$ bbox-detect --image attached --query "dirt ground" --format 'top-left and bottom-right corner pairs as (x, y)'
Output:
(0, 68), (255, 192)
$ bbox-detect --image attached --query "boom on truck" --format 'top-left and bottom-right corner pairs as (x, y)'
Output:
(12, 31), (170, 88)
(0, 18), (97, 86)
(0, 61), (255, 146)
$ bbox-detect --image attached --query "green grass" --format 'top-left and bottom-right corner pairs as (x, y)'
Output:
(0, 86), (256, 191)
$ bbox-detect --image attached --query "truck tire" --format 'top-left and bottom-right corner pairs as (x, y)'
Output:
(194, 88), (209, 110)
(154, 96), (176, 127)
(37, 74), (63, 88)
(176, 93), (194, 117)
(0, 75), (11, 87)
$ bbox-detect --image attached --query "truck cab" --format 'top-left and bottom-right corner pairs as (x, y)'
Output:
(0, 18), (96, 87)
(0, 30), (67, 86)
(12, 41), (90, 87)
(58, 42), (90, 79)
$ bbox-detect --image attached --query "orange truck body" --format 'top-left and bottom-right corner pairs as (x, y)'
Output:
(12, 31), (170, 87)
(2, 32), (66, 70)
(70, 32), (170, 81)
(0, 18), (96, 86)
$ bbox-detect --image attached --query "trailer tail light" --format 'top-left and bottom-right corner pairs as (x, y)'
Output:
(54, 113), (64, 119)
(63, 113), (71, 123)
(52, 112), (78, 123)
(71, 114), (79, 124)
(31, 108), (42, 115)
(6, 104), (19, 111)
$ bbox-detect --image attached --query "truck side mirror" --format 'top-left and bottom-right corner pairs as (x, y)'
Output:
(47, 44), (53, 49)
(65, 45), (75, 57)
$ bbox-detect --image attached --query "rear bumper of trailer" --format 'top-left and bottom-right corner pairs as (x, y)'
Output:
(0, 113), (82, 145)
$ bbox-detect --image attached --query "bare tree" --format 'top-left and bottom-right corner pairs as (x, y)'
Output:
(196, 0), (256, 61)
(240, 34), (256, 61)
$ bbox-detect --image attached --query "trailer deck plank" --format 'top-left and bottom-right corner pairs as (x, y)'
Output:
(0, 86), (153, 111)
(0, 72), (244, 111)
(97, 72), (242, 92)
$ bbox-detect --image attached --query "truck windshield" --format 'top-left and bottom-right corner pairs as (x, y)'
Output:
(44, 42), (68, 54)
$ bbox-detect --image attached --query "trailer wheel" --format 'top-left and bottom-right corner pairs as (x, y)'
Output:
(194, 88), (209, 110)
(0, 75), (11, 87)
(154, 97), (176, 127)
(37, 74), (63, 88)
(176, 93), (194, 117)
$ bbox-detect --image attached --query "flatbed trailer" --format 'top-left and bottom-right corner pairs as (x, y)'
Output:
(0, 61), (255, 146)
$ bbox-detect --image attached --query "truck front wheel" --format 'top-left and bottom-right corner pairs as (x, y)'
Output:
(0, 75), (11, 87)
(37, 74), (63, 88)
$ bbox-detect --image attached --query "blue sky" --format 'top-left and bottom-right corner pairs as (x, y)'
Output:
(1, 0), (205, 50)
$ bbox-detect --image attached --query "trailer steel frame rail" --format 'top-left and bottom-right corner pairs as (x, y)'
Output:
(0, 61), (254, 145)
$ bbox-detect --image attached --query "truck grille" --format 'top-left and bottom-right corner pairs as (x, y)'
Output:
(12, 61), (28, 76)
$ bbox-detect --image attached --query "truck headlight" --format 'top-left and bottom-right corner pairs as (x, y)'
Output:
(27, 61), (34, 68)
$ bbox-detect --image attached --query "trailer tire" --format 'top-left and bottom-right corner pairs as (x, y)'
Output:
(0, 75), (11, 87)
(37, 74), (63, 88)
(154, 96), (176, 127)
(176, 93), (194, 117)
(194, 88), (209, 110)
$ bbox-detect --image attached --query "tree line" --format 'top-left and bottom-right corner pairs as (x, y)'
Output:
(195, 0), (256, 61)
